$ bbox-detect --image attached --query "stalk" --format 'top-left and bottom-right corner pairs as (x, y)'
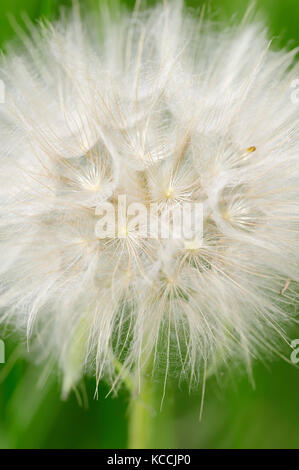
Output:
(127, 368), (175, 449)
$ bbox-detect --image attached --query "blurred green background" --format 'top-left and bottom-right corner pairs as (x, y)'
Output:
(0, 0), (298, 449)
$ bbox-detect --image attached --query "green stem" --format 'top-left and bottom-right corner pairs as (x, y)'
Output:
(127, 368), (176, 449)
(128, 370), (155, 449)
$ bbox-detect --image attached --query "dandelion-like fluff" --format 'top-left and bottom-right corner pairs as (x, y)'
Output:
(0, 1), (298, 446)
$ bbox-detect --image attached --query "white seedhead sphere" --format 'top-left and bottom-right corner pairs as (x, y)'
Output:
(0, 1), (298, 396)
